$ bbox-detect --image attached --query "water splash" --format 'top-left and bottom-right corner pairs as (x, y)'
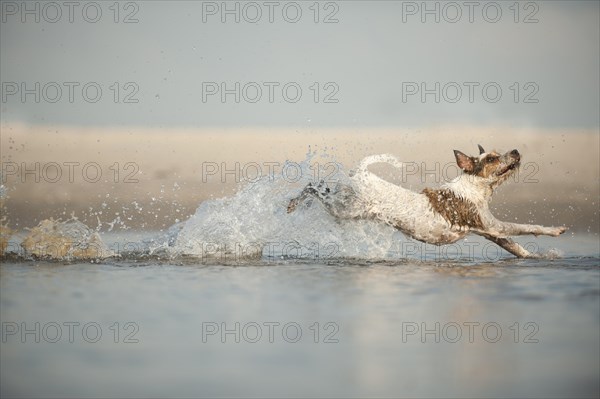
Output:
(0, 184), (10, 254)
(20, 218), (115, 259)
(539, 247), (564, 260)
(167, 151), (399, 260)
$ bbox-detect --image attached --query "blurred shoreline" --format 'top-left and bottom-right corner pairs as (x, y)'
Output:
(1, 123), (598, 233)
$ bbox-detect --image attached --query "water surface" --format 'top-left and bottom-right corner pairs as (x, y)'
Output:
(1, 234), (598, 398)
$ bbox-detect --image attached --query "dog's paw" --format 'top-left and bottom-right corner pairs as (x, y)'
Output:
(549, 226), (567, 236)
(287, 198), (299, 214)
(525, 252), (543, 259)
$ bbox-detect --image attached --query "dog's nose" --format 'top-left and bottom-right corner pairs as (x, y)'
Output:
(510, 149), (520, 159)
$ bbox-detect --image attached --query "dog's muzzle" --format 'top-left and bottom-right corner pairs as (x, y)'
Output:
(498, 150), (521, 176)
(510, 149), (521, 162)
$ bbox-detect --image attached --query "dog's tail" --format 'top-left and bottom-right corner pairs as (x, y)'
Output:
(352, 154), (413, 198)
(356, 154), (403, 174)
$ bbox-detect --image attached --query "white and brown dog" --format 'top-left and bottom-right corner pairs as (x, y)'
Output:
(287, 145), (567, 258)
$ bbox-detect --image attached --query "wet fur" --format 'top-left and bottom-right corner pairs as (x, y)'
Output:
(422, 188), (484, 230)
(287, 146), (567, 258)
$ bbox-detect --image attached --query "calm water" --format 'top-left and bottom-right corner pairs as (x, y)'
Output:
(1, 233), (599, 398)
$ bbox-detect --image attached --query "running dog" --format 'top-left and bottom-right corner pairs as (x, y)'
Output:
(287, 145), (567, 258)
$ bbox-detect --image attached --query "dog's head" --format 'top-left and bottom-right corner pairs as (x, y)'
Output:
(453, 145), (521, 189)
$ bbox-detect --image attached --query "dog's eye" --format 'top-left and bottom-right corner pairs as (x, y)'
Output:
(486, 156), (498, 163)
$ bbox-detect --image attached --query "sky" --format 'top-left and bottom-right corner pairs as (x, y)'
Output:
(1, 0), (599, 128)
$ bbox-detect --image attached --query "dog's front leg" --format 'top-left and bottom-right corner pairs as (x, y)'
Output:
(484, 221), (567, 237)
(480, 234), (540, 258)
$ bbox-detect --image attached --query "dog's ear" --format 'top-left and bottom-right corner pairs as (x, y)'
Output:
(454, 150), (475, 173)
(478, 144), (485, 154)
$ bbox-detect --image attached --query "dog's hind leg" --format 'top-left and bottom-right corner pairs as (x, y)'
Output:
(287, 181), (360, 219)
(480, 234), (540, 259)
(287, 182), (323, 213)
